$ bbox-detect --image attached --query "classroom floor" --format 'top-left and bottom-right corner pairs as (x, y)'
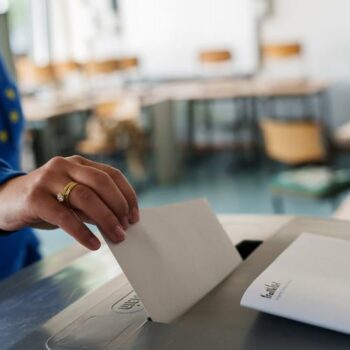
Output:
(35, 152), (342, 256)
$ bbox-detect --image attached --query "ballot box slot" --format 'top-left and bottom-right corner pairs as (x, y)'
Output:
(47, 284), (148, 350)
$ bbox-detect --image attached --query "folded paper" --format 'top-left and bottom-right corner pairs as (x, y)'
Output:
(105, 199), (242, 323)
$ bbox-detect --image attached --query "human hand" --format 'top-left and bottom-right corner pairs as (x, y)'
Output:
(0, 156), (139, 250)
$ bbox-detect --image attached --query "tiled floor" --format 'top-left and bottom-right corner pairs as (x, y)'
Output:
(35, 153), (340, 256)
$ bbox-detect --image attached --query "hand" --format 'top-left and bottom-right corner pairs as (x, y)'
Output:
(0, 156), (139, 250)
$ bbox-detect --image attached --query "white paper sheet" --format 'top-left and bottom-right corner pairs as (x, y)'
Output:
(241, 232), (350, 335)
(105, 199), (242, 323)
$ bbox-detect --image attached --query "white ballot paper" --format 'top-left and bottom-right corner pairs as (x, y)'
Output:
(105, 199), (241, 323)
(241, 232), (350, 335)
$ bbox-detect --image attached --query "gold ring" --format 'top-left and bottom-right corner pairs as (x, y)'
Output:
(57, 181), (79, 206)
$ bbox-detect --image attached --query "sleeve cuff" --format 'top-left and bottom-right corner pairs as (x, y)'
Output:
(0, 230), (16, 236)
(0, 159), (25, 186)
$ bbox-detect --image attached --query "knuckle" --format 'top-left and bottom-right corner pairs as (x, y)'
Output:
(46, 156), (66, 170)
(91, 169), (110, 184)
(36, 168), (53, 184)
(68, 154), (84, 163)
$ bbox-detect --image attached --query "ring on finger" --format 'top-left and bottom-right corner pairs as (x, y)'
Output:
(57, 181), (79, 206)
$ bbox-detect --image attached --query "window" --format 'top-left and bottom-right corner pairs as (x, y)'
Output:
(8, 0), (31, 56)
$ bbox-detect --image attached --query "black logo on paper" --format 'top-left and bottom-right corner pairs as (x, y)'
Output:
(260, 282), (281, 299)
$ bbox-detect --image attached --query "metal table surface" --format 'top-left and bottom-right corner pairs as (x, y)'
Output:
(0, 215), (292, 349)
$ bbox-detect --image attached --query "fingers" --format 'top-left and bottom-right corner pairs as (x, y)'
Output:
(67, 184), (125, 243)
(65, 164), (130, 229)
(68, 156), (139, 224)
(37, 155), (139, 249)
(37, 196), (101, 250)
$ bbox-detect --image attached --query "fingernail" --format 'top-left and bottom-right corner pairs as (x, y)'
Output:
(115, 225), (125, 241)
(131, 208), (140, 224)
(121, 216), (129, 230)
(89, 236), (101, 250)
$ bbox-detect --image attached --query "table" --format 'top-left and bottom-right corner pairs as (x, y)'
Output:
(0, 215), (292, 349)
(21, 78), (329, 182)
(148, 79), (329, 181)
(151, 79), (329, 153)
(22, 79), (328, 123)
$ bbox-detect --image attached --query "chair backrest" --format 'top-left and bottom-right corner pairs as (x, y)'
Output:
(15, 57), (56, 86)
(262, 43), (302, 60)
(118, 57), (139, 70)
(199, 50), (232, 64)
(260, 118), (327, 165)
(94, 102), (119, 119)
(52, 61), (81, 79)
(83, 60), (120, 75)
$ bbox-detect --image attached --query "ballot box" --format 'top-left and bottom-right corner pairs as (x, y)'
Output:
(4, 217), (350, 350)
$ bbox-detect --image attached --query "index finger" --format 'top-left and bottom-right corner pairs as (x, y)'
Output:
(68, 156), (139, 224)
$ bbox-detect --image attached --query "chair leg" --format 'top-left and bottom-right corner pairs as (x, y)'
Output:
(271, 195), (285, 214)
(187, 100), (196, 153)
(204, 100), (214, 142)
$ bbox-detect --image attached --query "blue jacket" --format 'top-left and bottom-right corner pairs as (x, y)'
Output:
(0, 55), (41, 280)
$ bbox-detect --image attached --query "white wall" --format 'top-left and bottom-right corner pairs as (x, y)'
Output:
(262, 0), (350, 125)
(264, 0), (350, 80)
(119, 0), (258, 78)
(43, 0), (258, 78)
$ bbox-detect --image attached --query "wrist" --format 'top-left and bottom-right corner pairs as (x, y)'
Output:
(0, 175), (28, 231)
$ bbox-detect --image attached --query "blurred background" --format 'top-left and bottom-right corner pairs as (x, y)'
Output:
(1, 0), (350, 255)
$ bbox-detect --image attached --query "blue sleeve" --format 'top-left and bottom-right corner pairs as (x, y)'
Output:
(0, 159), (25, 235)
(0, 158), (25, 185)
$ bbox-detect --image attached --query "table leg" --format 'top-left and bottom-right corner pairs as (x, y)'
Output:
(187, 99), (195, 152)
(318, 91), (332, 127)
(151, 100), (181, 184)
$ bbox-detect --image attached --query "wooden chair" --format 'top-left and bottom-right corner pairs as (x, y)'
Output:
(259, 118), (350, 213)
(94, 102), (119, 119)
(257, 42), (313, 152)
(15, 57), (56, 89)
(82, 59), (122, 90)
(77, 100), (147, 180)
(196, 50), (235, 148)
(199, 50), (232, 64)
(117, 56), (140, 86)
(118, 57), (139, 70)
(83, 60), (120, 75)
(260, 118), (327, 165)
(52, 61), (81, 79)
(262, 43), (302, 59)
(83, 57), (139, 74)
(260, 42), (305, 82)
(51, 61), (85, 92)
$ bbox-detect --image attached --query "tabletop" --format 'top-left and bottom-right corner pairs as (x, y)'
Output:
(22, 78), (329, 122)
